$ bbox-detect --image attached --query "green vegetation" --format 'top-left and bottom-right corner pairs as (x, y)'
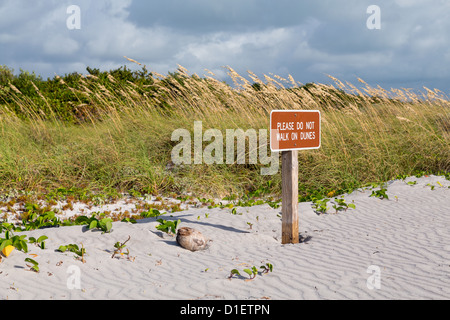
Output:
(0, 230), (28, 253)
(0, 62), (448, 203)
(24, 257), (39, 272)
(331, 197), (356, 213)
(111, 235), (135, 261)
(312, 198), (330, 214)
(228, 262), (274, 280)
(28, 235), (48, 249)
(57, 243), (86, 263)
(74, 214), (113, 233)
(156, 218), (181, 235)
(0, 59), (447, 276)
(370, 187), (389, 200)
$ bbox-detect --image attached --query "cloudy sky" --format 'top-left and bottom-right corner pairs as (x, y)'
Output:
(1, 0), (450, 92)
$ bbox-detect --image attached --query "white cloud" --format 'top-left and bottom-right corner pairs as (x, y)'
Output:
(0, 0), (449, 91)
(43, 35), (80, 55)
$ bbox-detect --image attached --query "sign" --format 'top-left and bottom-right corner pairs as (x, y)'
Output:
(270, 110), (321, 152)
(270, 110), (321, 244)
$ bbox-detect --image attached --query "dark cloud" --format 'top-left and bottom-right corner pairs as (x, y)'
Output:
(0, 0), (449, 92)
(127, 0), (317, 32)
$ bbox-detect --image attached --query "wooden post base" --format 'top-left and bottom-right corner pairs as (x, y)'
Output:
(281, 150), (299, 244)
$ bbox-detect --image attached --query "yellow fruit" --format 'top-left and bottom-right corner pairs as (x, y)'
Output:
(2, 245), (14, 257)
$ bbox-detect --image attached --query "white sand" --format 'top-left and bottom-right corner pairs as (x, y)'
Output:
(0, 175), (449, 300)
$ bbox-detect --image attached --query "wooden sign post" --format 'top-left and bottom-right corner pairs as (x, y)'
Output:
(281, 150), (299, 244)
(270, 110), (321, 244)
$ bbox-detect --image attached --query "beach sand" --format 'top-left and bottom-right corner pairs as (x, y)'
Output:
(0, 175), (449, 300)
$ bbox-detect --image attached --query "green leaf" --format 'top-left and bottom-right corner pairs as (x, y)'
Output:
(25, 258), (39, 272)
(68, 244), (80, 252)
(230, 269), (240, 276)
(348, 203), (356, 209)
(58, 245), (68, 252)
(172, 219), (181, 233)
(103, 219), (112, 233)
(75, 216), (90, 224)
(37, 235), (48, 243)
(0, 239), (12, 251)
(260, 263), (274, 273)
(20, 241), (28, 253)
(243, 269), (253, 276)
(25, 257), (38, 266)
(99, 218), (112, 232)
(121, 217), (136, 224)
(141, 208), (164, 218)
(89, 220), (98, 230)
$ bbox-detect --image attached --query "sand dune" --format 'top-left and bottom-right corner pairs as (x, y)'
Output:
(0, 175), (449, 300)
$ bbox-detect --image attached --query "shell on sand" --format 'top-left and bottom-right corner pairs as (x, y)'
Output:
(176, 227), (209, 251)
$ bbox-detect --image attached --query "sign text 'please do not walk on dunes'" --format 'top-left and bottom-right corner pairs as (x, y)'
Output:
(270, 110), (321, 152)
(270, 110), (321, 244)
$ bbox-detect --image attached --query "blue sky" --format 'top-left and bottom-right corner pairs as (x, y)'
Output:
(1, 0), (450, 93)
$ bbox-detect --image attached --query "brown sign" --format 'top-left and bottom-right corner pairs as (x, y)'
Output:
(270, 110), (321, 151)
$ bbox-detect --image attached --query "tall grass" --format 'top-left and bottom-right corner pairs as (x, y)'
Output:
(0, 64), (448, 198)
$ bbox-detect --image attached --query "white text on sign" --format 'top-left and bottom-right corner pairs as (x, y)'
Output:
(276, 121), (316, 141)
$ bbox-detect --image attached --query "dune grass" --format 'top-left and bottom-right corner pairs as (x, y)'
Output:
(0, 64), (449, 201)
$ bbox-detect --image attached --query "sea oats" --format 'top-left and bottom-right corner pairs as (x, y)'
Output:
(124, 56), (142, 66)
(107, 73), (116, 83)
(9, 83), (22, 94)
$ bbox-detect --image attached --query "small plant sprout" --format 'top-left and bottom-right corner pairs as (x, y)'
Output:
(260, 262), (273, 274)
(228, 262), (274, 280)
(112, 235), (135, 261)
(243, 266), (259, 280)
(331, 197), (356, 214)
(312, 198), (330, 214)
(247, 222), (253, 230)
(58, 243), (86, 263)
(228, 269), (241, 279)
(370, 187), (389, 200)
(25, 257), (39, 273)
(28, 235), (48, 249)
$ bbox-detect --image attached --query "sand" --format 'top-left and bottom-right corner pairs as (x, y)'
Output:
(0, 175), (449, 300)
